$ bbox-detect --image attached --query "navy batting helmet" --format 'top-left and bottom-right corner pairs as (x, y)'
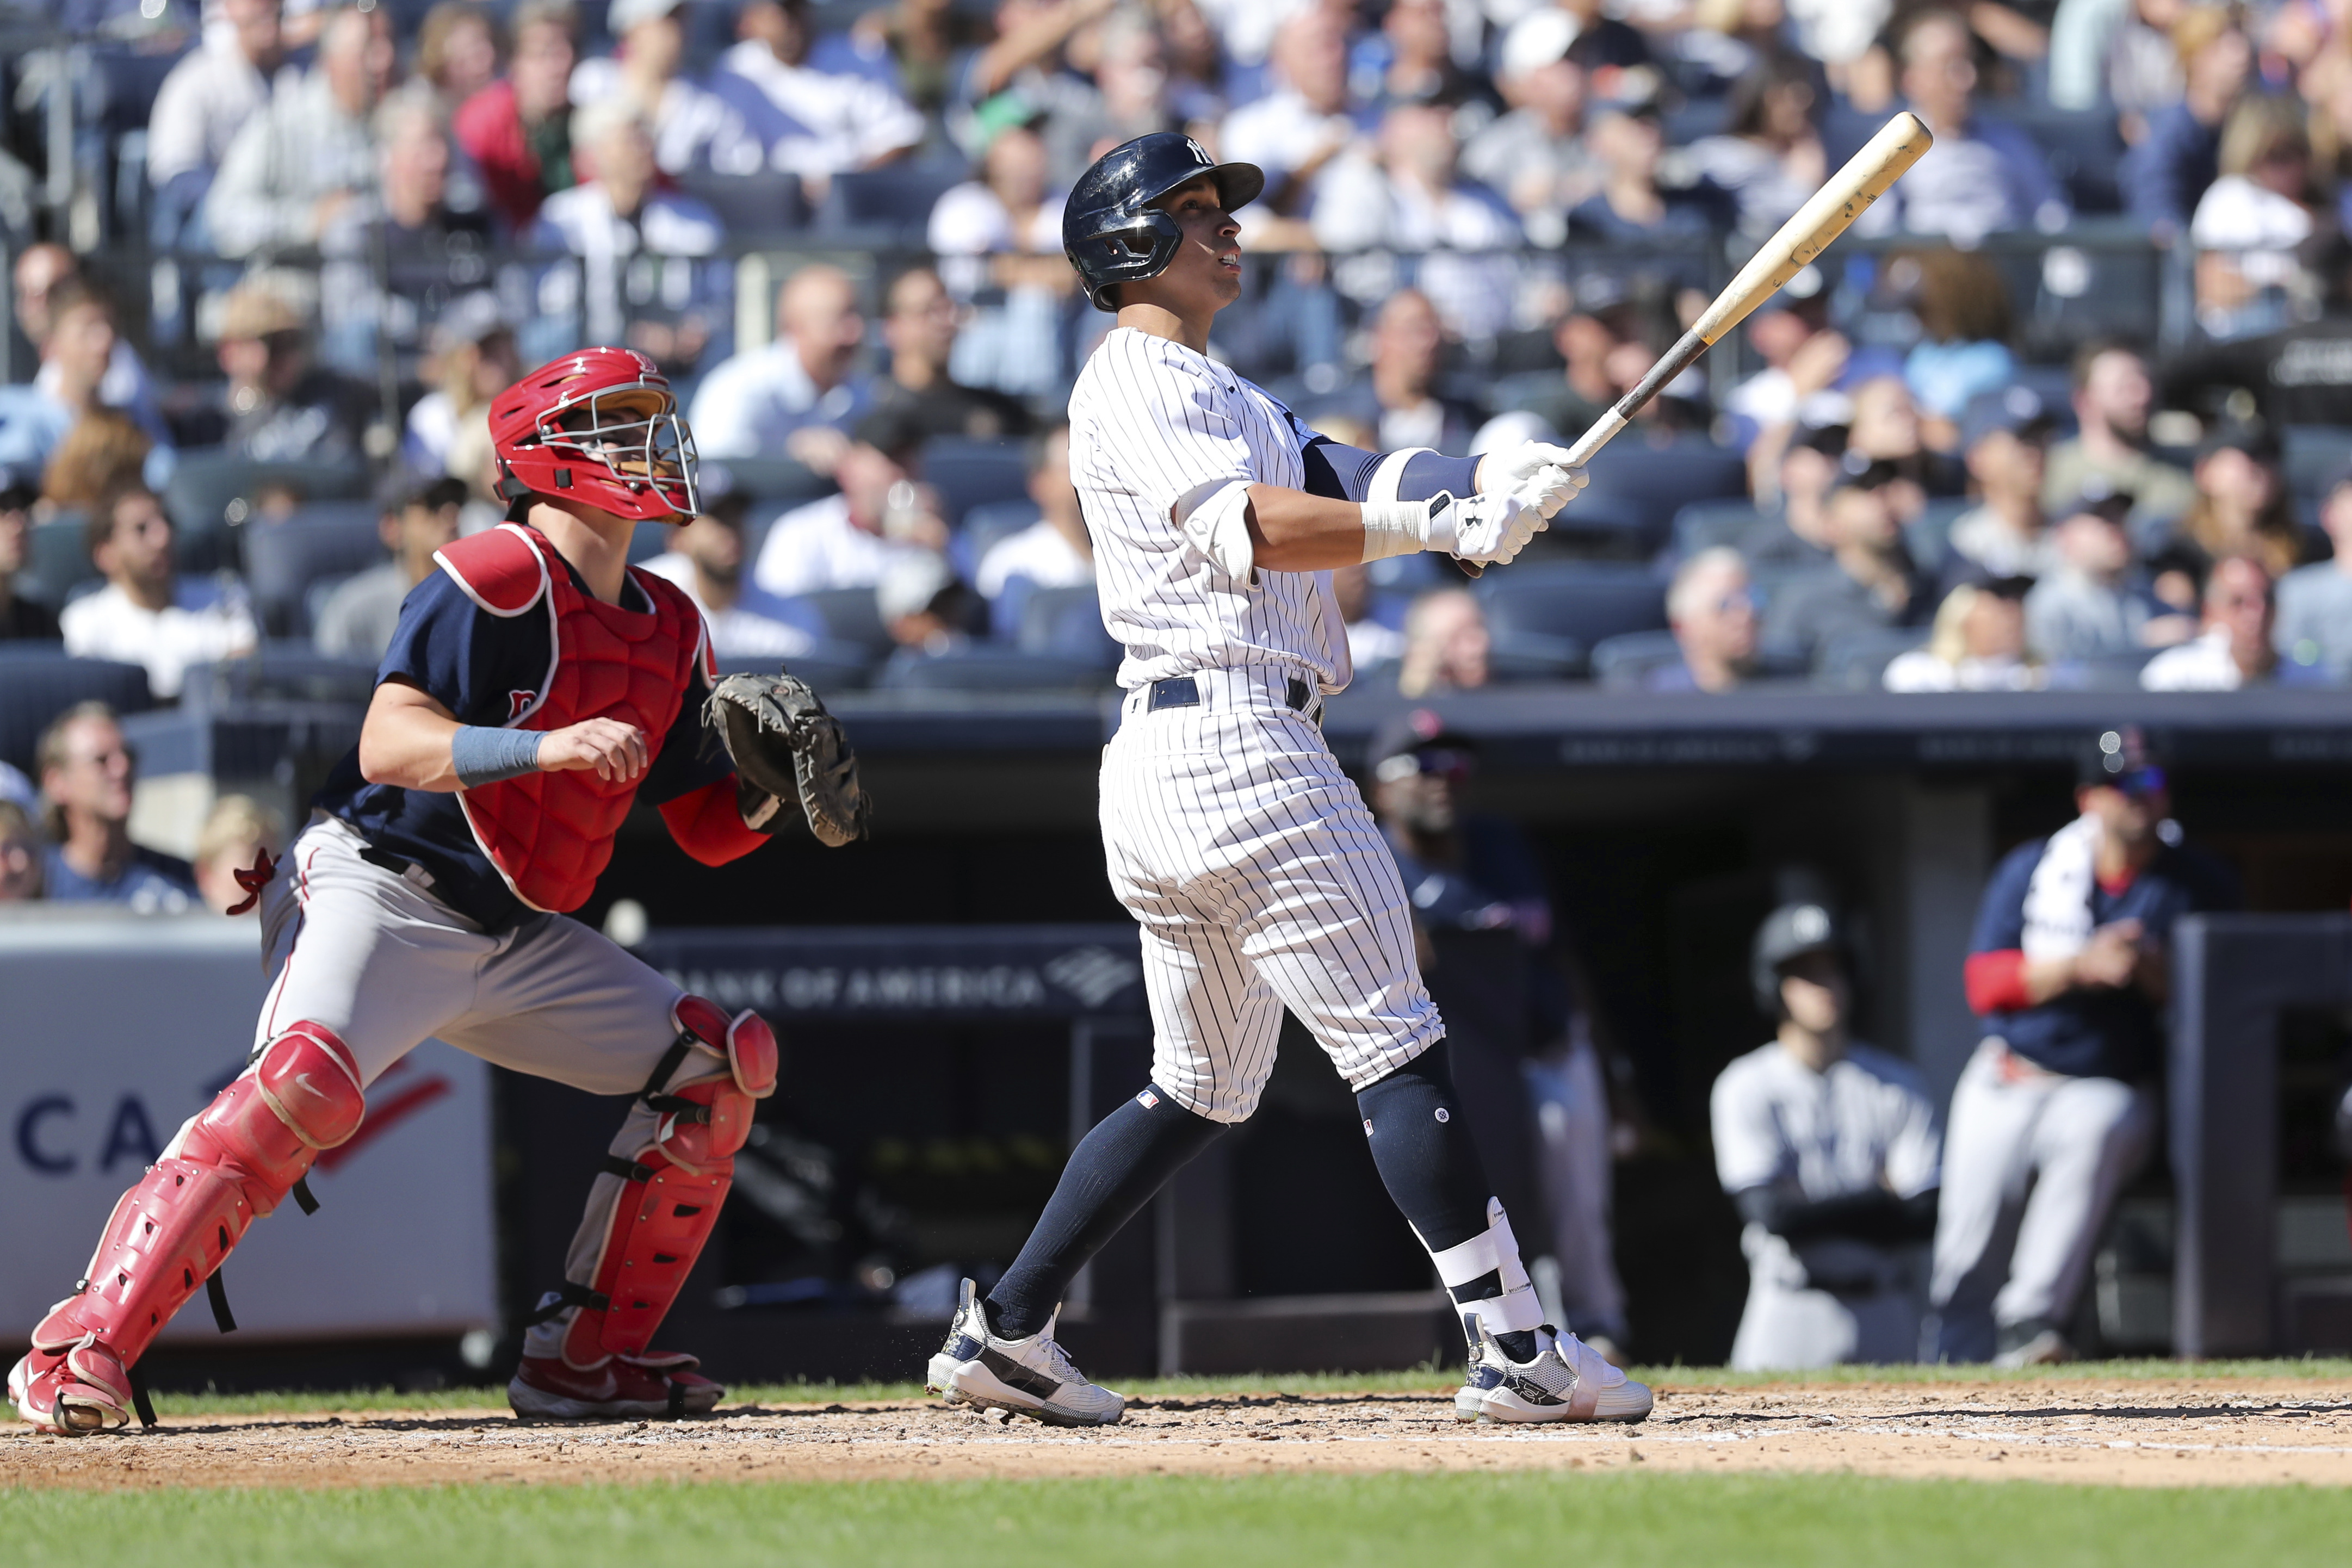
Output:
(1750, 902), (1846, 1015)
(1063, 133), (1265, 312)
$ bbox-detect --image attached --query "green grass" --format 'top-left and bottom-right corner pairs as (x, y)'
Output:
(88, 1356), (2352, 1421)
(9, 1472), (2352, 1567)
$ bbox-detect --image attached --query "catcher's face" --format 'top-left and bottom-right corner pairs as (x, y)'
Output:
(552, 385), (699, 519)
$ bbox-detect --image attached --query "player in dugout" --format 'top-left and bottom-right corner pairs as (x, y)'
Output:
(1928, 727), (2237, 1365)
(1712, 901), (1941, 1369)
(11, 348), (867, 1434)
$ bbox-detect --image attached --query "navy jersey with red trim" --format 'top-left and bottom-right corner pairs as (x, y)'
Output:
(313, 558), (729, 930)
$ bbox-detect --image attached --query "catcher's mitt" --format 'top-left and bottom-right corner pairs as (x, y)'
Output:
(704, 670), (872, 847)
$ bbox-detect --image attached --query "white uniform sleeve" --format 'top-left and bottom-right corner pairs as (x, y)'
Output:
(1091, 338), (1264, 584)
(1880, 1076), (1944, 1200)
(1709, 1055), (1786, 1194)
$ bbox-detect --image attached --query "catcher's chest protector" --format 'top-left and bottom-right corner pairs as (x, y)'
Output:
(438, 524), (708, 912)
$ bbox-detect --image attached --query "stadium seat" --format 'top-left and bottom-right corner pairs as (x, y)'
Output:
(818, 162), (969, 244)
(242, 503), (387, 637)
(877, 647), (1113, 691)
(794, 586), (894, 655)
(1016, 585), (1117, 666)
(1590, 628), (1685, 690)
(703, 456), (835, 506)
(1815, 627), (1929, 690)
(1985, 107), (2126, 213)
(1477, 562), (1670, 653)
(673, 169), (810, 237)
(1525, 489), (1656, 558)
(1580, 436), (1749, 539)
(2047, 646), (2161, 690)
(715, 644), (875, 696)
(180, 642), (379, 714)
(920, 438), (1030, 527)
(162, 452), (371, 574)
(20, 514), (96, 608)
(0, 648), (153, 773)
(1903, 497), (1971, 578)
(2283, 426), (2352, 503)
(1672, 498), (1766, 559)
(1487, 634), (1586, 681)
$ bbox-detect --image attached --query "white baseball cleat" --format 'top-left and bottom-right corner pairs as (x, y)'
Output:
(925, 1278), (1125, 1427)
(1454, 1321), (1653, 1424)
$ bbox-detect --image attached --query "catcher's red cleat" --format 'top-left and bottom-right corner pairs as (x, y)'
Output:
(507, 1352), (724, 1421)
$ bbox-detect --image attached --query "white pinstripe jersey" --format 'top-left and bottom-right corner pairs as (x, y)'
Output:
(1068, 327), (1351, 693)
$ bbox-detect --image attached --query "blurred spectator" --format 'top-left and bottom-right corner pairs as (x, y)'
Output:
(2048, 0), (2186, 132)
(874, 266), (1033, 440)
(2144, 422), (2315, 604)
(535, 102), (722, 357)
(2121, 8), (2250, 235)
(1945, 388), (2060, 586)
(455, 0), (579, 230)
(1518, 281), (1642, 448)
(1358, 0), (1480, 113)
(1885, 578), (2045, 690)
(1319, 104), (1520, 340)
(314, 475), (467, 661)
(1567, 100), (1727, 243)
(1049, 9), (1186, 169)
(976, 423), (1092, 603)
(2276, 472), (2352, 677)
(146, 0), (286, 242)
(1397, 587), (1490, 698)
(1462, 10), (1599, 246)
(1723, 290), (1845, 452)
(568, 0), (734, 175)
(2140, 553), (2276, 687)
(2023, 490), (2183, 659)
(178, 282), (374, 466)
(1686, 53), (1828, 239)
(35, 702), (199, 913)
(1742, 423), (1847, 567)
(12, 247), (163, 441)
(1656, 547), (1760, 692)
(1876, 9), (2069, 240)
(1335, 562), (1407, 667)
(0, 799), (42, 902)
(192, 794), (284, 916)
(0, 278), (171, 489)
(41, 411), (153, 515)
(2044, 341), (2196, 520)
(205, 2), (398, 256)
(927, 125), (1075, 398)
(690, 265), (875, 465)
(61, 483), (259, 700)
(401, 293), (521, 476)
(1846, 374), (1962, 500)
(1903, 248), (2018, 428)
(642, 492), (820, 658)
(317, 97), (490, 259)
(1761, 468), (1929, 662)
(0, 470), (58, 642)
(1223, 8), (1365, 218)
(752, 409), (945, 596)
(1712, 902), (1941, 1369)
(2190, 95), (2330, 339)
(408, 2), (503, 121)
(1308, 290), (1479, 456)
(877, 548), (982, 656)
(720, 0), (925, 200)
(950, 0), (1119, 186)
(830, 0), (986, 114)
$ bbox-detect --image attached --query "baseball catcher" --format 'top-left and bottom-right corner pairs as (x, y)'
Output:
(10, 347), (865, 1435)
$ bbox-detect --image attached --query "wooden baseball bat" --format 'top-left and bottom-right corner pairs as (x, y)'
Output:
(1556, 112), (1935, 470)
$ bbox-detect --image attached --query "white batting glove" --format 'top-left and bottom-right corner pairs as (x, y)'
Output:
(1431, 490), (1540, 567)
(1487, 442), (1589, 520)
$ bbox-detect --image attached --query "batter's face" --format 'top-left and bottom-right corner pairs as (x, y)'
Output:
(1134, 177), (1242, 320)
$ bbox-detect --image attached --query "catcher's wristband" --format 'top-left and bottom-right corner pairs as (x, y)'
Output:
(451, 726), (544, 789)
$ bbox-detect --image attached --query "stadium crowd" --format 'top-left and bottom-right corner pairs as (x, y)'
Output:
(3, 0), (2352, 909)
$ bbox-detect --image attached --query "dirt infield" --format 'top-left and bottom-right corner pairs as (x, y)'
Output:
(7, 1377), (2352, 1491)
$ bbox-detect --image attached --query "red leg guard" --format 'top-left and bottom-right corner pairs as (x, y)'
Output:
(559, 1075), (753, 1371)
(9, 1024), (363, 1435)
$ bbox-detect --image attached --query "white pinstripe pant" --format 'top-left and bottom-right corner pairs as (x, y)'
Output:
(1101, 667), (1445, 1123)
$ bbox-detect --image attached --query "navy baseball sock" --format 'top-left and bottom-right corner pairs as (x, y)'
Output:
(1358, 1042), (1542, 1363)
(984, 1087), (1228, 1339)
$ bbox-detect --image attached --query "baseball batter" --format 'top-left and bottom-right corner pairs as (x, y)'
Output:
(923, 133), (1650, 1427)
(1712, 904), (1941, 1369)
(11, 349), (867, 1434)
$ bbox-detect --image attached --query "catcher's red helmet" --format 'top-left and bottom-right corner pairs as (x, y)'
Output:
(489, 347), (699, 523)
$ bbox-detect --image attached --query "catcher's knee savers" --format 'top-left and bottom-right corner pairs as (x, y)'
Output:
(13, 1024), (364, 1434)
(557, 996), (776, 1370)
